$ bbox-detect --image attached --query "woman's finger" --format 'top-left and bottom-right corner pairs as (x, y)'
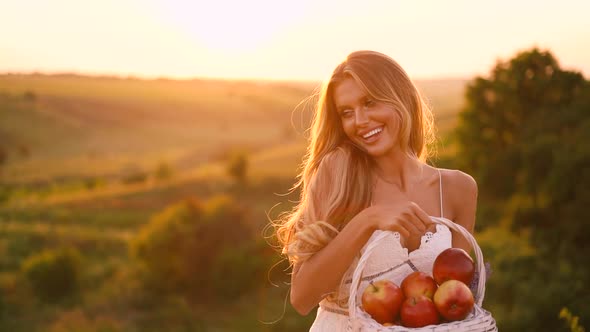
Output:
(392, 224), (410, 239)
(398, 216), (423, 235)
(410, 202), (433, 228)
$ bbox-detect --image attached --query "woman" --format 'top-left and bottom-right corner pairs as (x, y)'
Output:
(274, 50), (477, 330)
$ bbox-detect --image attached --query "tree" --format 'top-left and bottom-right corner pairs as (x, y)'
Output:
(23, 90), (37, 102)
(130, 195), (262, 301)
(0, 146), (6, 168)
(17, 144), (30, 159)
(227, 152), (248, 184)
(21, 247), (82, 302)
(455, 48), (590, 331)
(154, 161), (173, 180)
(456, 48), (586, 204)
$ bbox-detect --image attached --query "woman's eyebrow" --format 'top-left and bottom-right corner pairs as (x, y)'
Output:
(336, 104), (351, 112)
(336, 96), (368, 111)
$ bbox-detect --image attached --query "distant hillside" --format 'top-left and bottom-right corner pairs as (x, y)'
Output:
(0, 74), (315, 152)
(0, 74), (467, 184)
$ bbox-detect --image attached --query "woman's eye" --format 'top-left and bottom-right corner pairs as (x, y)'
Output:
(341, 110), (353, 118)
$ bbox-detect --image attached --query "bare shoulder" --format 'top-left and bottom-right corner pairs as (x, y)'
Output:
(444, 169), (478, 197)
(439, 169), (478, 220)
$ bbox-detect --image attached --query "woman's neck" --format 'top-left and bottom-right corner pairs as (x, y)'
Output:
(372, 152), (425, 193)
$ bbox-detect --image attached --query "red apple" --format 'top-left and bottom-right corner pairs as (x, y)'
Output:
(401, 271), (438, 299)
(400, 295), (440, 328)
(433, 280), (475, 321)
(433, 248), (475, 285)
(361, 280), (404, 325)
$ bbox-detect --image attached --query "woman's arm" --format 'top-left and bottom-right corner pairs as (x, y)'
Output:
(289, 210), (375, 315)
(290, 201), (431, 315)
(290, 204), (432, 316)
(448, 170), (478, 252)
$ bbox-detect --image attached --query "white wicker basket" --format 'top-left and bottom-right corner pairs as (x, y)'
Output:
(346, 217), (497, 331)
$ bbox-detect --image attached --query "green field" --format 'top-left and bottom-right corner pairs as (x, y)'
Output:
(0, 74), (466, 331)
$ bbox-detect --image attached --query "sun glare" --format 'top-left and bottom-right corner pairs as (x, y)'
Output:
(149, 0), (309, 54)
(1, 0), (589, 80)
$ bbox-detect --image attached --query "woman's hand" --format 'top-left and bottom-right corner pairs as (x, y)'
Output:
(362, 201), (433, 243)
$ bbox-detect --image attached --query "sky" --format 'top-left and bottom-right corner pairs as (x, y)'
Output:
(1, 0), (589, 81)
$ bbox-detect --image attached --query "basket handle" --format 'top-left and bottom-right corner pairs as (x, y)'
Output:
(347, 216), (486, 320)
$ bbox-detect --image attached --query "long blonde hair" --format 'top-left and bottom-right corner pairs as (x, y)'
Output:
(274, 50), (436, 265)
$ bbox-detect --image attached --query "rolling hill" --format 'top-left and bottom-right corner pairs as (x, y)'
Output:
(0, 74), (466, 188)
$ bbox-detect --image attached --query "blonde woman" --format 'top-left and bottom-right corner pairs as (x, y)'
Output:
(275, 50), (477, 330)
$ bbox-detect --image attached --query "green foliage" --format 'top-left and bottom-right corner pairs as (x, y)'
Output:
(456, 48), (590, 330)
(0, 185), (11, 204)
(210, 239), (269, 300)
(16, 144), (30, 159)
(120, 164), (148, 184)
(134, 295), (206, 332)
(49, 309), (123, 332)
(131, 195), (256, 301)
(154, 161), (173, 181)
(21, 247), (82, 302)
(22, 90), (36, 102)
(560, 308), (587, 332)
(131, 197), (203, 295)
(456, 48), (586, 204)
(227, 152), (249, 184)
(84, 176), (106, 190)
(0, 146), (6, 167)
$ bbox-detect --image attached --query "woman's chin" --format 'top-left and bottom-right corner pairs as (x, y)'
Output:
(364, 144), (391, 157)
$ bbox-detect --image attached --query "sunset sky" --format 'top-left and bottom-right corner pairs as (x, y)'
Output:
(1, 0), (589, 81)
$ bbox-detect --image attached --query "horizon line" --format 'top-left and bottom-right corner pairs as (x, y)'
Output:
(0, 70), (473, 84)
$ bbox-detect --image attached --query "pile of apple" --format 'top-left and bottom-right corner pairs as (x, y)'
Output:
(361, 248), (476, 328)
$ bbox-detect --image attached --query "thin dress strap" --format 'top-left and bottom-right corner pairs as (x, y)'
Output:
(438, 169), (444, 218)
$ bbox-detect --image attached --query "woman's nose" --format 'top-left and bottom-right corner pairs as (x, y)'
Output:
(355, 108), (369, 126)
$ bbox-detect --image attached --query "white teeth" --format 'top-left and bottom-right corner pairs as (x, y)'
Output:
(363, 127), (383, 139)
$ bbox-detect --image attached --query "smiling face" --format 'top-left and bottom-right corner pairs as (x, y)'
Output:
(333, 76), (402, 158)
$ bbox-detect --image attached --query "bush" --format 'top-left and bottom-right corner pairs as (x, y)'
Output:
(0, 186), (12, 204)
(120, 164), (148, 184)
(227, 152), (248, 184)
(154, 161), (173, 181)
(0, 146), (6, 167)
(134, 296), (206, 332)
(17, 144), (30, 159)
(21, 247), (82, 302)
(49, 309), (123, 332)
(84, 177), (106, 190)
(131, 195), (254, 301)
(210, 240), (268, 300)
(23, 90), (36, 102)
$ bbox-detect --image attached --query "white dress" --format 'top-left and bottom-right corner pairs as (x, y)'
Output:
(309, 170), (453, 331)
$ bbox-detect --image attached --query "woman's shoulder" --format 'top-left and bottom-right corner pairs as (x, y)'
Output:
(439, 168), (477, 194)
(437, 168), (478, 218)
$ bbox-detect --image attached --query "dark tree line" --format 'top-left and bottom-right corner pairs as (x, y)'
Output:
(455, 48), (590, 331)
